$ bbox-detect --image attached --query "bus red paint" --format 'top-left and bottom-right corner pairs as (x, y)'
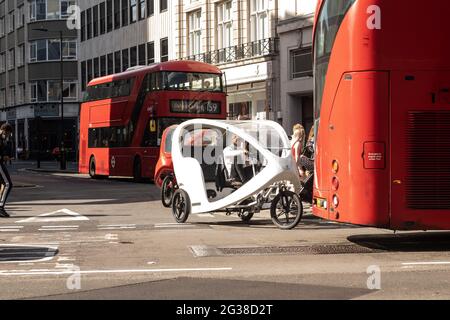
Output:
(312, 0), (450, 230)
(79, 61), (227, 181)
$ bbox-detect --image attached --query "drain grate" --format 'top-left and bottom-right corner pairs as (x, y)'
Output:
(0, 245), (58, 262)
(218, 244), (377, 256)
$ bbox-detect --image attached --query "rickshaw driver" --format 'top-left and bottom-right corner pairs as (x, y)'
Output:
(223, 134), (249, 185)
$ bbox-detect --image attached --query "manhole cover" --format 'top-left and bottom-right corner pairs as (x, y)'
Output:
(218, 244), (377, 256)
(0, 245), (58, 263)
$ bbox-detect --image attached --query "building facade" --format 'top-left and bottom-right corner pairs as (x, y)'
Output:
(277, 0), (316, 134)
(0, 0), (80, 160)
(175, 0), (280, 121)
(78, 0), (175, 97)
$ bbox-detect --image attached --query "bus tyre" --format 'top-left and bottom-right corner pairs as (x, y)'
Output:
(161, 175), (177, 208)
(171, 189), (191, 224)
(270, 191), (303, 230)
(133, 157), (142, 183)
(89, 157), (99, 179)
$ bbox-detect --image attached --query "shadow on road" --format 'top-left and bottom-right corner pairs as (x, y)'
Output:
(348, 232), (450, 252)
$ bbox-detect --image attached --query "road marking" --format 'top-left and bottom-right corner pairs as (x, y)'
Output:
(10, 200), (114, 205)
(402, 262), (450, 266)
(0, 244), (58, 264)
(0, 267), (233, 276)
(16, 209), (89, 223)
(0, 226), (24, 233)
(98, 224), (137, 230)
(154, 223), (197, 228)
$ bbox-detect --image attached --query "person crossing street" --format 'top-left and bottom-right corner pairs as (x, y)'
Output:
(0, 123), (13, 218)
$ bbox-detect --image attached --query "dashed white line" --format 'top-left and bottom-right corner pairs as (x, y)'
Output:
(402, 261), (450, 266)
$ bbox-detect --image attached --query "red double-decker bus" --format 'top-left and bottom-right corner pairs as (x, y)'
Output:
(312, 0), (450, 230)
(79, 61), (227, 181)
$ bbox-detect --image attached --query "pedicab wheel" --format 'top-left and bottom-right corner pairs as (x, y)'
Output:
(171, 189), (191, 223)
(270, 190), (303, 230)
(161, 176), (177, 208)
(239, 211), (254, 223)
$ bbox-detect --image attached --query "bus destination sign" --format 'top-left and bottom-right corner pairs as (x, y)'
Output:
(170, 100), (221, 115)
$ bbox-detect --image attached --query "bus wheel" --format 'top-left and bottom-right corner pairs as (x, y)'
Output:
(270, 191), (303, 230)
(89, 157), (98, 179)
(133, 157), (142, 183)
(171, 189), (191, 223)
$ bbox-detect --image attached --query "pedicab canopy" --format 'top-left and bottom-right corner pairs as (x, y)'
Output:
(171, 120), (301, 214)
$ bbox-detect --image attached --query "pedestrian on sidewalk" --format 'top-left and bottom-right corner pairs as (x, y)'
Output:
(0, 123), (13, 218)
(291, 124), (306, 176)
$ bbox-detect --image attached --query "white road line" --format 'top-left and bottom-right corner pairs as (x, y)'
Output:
(0, 267), (233, 276)
(0, 226), (24, 229)
(154, 223), (196, 228)
(402, 262), (450, 266)
(16, 209), (89, 223)
(0, 229), (21, 232)
(98, 224), (136, 227)
(40, 225), (80, 228)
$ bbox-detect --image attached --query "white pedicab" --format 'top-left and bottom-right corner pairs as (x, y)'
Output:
(170, 120), (303, 230)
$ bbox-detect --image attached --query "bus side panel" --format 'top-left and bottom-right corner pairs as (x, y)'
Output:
(391, 70), (450, 230)
(322, 71), (390, 227)
(79, 104), (89, 174)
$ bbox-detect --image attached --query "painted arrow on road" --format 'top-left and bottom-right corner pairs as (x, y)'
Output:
(16, 209), (90, 223)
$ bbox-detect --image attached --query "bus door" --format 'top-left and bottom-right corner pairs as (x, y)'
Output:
(390, 71), (450, 230)
(141, 118), (159, 178)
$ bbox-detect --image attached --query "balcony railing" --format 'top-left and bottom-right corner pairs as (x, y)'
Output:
(182, 38), (279, 65)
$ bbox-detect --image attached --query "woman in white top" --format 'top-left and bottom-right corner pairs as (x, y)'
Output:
(291, 124), (306, 177)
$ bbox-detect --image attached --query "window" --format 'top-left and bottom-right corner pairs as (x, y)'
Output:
(138, 44), (146, 65)
(31, 80), (77, 102)
(9, 86), (15, 106)
(114, 51), (121, 73)
(122, 0), (129, 26)
(88, 126), (133, 148)
(17, 45), (25, 67)
(100, 55), (107, 76)
(61, 1), (76, 18)
(87, 8), (92, 39)
(81, 11), (86, 42)
(94, 57), (100, 78)
(160, 0), (167, 12)
(47, 0), (60, 19)
(139, 0), (146, 20)
(30, 1), (36, 21)
(8, 49), (15, 69)
(36, 0), (46, 20)
(0, 53), (5, 73)
(250, 0), (269, 42)
(0, 89), (5, 108)
(157, 72), (224, 92)
(160, 38), (168, 62)
(217, 1), (233, 62)
(17, 6), (25, 27)
(291, 49), (312, 79)
(100, 2), (106, 35)
(130, 46), (137, 67)
(87, 59), (93, 82)
(17, 83), (25, 104)
(314, 0), (356, 121)
(107, 0), (113, 32)
(30, 39), (77, 62)
(122, 48), (129, 71)
(93, 5), (99, 37)
(130, 0), (137, 23)
(48, 39), (61, 60)
(147, 42), (155, 64)
(84, 78), (134, 102)
(8, 11), (15, 32)
(81, 61), (87, 91)
(147, 0), (154, 16)
(114, 0), (121, 29)
(0, 17), (5, 36)
(62, 40), (77, 59)
(188, 11), (201, 56)
(107, 53), (114, 75)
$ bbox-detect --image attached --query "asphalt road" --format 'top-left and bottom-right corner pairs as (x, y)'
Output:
(0, 162), (449, 300)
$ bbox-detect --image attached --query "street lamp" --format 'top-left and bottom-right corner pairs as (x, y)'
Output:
(32, 28), (66, 170)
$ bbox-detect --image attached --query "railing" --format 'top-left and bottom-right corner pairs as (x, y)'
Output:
(182, 38), (279, 65)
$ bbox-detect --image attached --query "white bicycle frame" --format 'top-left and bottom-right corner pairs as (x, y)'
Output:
(171, 119), (301, 215)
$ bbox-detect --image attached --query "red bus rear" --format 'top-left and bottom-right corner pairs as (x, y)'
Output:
(312, 0), (450, 230)
(79, 61), (227, 181)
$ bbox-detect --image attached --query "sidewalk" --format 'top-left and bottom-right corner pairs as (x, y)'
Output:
(14, 160), (79, 174)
